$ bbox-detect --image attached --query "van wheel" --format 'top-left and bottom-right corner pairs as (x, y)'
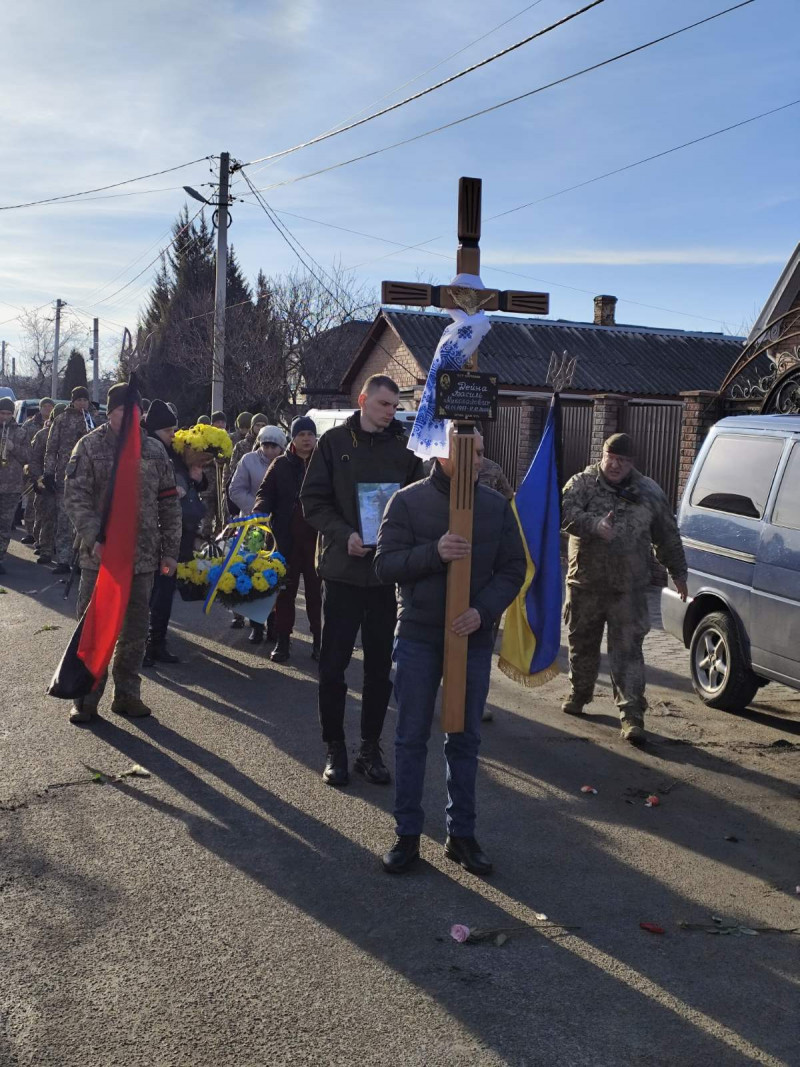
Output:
(689, 611), (760, 711)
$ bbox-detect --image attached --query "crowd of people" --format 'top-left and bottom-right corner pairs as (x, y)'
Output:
(1, 371), (687, 874)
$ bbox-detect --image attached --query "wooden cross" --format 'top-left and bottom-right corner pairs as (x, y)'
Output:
(381, 177), (549, 732)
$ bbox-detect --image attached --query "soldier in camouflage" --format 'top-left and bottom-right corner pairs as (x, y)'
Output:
(561, 433), (688, 743)
(27, 406), (63, 565)
(44, 386), (96, 573)
(0, 398), (31, 574)
(20, 398), (54, 543)
(63, 383), (182, 724)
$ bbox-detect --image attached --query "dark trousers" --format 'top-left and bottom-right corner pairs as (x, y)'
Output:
(148, 572), (177, 645)
(393, 638), (491, 837)
(274, 536), (322, 639)
(318, 579), (397, 745)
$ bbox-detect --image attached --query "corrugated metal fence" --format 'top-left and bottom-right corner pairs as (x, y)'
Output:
(484, 402), (522, 485)
(561, 401), (593, 486)
(623, 401), (683, 506)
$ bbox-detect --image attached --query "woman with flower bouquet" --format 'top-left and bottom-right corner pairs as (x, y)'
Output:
(143, 404), (231, 666)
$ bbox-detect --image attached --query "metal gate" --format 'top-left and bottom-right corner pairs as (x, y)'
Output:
(623, 401), (682, 507)
(560, 401), (593, 486)
(483, 402), (522, 486)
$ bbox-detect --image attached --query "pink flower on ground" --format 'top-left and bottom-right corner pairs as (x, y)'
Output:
(580, 785), (598, 795)
(645, 795), (660, 807)
(450, 924), (471, 943)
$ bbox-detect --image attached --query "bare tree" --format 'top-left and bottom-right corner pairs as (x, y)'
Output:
(18, 306), (84, 392)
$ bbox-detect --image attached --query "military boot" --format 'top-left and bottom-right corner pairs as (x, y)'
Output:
(562, 692), (589, 716)
(69, 701), (98, 725)
(111, 695), (152, 719)
(620, 718), (646, 744)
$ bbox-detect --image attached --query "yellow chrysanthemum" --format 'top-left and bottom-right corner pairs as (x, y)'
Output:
(218, 572), (236, 593)
(176, 563), (191, 580)
(271, 560), (286, 578)
(251, 572), (269, 592)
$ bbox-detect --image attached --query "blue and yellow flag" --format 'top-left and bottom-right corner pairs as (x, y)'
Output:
(499, 395), (563, 687)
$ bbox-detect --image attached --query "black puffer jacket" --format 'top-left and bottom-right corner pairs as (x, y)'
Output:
(252, 448), (308, 557)
(301, 412), (423, 586)
(374, 464), (526, 648)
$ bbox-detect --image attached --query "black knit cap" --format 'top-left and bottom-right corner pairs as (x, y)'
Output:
(603, 432), (634, 457)
(145, 398), (179, 432)
(211, 410), (226, 423)
(71, 386), (90, 401)
(0, 397), (14, 413)
(107, 382), (142, 413)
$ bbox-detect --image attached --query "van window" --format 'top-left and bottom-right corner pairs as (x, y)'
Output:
(691, 435), (784, 519)
(771, 443), (800, 531)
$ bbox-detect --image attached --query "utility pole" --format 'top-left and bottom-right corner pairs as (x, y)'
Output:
(91, 318), (100, 402)
(11, 357), (16, 387)
(1, 341), (6, 377)
(210, 152), (230, 414)
(51, 298), (65, 399)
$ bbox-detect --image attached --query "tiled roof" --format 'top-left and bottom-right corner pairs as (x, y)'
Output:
(365, 310), (744, 397)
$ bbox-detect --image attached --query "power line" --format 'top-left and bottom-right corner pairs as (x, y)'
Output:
(0, 156), (214, 212)
(236, 0), (606, 170)
(243, 0), (757, 196)
(245, 0), (548, 180)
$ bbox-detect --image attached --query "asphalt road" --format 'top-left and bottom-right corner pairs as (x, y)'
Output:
(1, 536), (798, 1067)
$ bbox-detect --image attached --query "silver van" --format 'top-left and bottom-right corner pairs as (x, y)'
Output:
(305, 408), (416, 438)
(662, 415), (800, 710)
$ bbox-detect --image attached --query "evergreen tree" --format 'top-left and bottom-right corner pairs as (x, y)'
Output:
(61, 348), (88, 397)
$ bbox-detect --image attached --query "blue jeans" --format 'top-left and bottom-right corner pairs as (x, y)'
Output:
(393, 637), (492, 837)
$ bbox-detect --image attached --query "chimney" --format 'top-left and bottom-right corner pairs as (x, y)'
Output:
(594, 294), (617, 327)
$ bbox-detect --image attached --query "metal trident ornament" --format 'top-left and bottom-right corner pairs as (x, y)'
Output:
(547, 350), (577, 393)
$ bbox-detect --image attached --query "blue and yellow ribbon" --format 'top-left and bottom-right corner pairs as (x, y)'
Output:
(203, 512), (272, 615)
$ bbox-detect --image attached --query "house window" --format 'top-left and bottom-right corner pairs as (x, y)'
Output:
(691, 435), (784, 519)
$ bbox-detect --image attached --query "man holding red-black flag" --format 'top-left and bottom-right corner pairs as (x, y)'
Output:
(51, 381), (182, 724)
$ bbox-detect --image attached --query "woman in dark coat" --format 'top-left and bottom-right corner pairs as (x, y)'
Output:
(253, 416), (321, 663)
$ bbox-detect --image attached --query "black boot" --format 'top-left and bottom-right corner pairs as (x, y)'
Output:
(248, 622), (264, 644)
(152, 641), (179, 664)
(322, 742), (349, 787)
(382, 835), (420, 874)
(270, 635), (290, 663)
(311, 636), (321, 661)
(20, 535), (35, 545)
(230, 615), (245, 630)
(36, 553), (53, 565)
(51, 562), (70, 575)
(445, 835), (493, 876)
(353, 740), (391, 785)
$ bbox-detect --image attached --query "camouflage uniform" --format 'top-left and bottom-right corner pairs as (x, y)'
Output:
(478, 457), (513, 500)
(28, 424), (55, 552)
(561, 463), (687, 723)
(44, 406), (94, 564)
(64, 424), (182, 712)
(0, 421), (30, 560)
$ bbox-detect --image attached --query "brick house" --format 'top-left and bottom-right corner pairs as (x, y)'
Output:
(340, 296), (743, 505)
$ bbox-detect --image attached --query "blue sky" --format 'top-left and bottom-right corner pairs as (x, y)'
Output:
(1, 0), (798, 373)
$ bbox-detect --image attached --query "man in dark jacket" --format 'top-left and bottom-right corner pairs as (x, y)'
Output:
(253, 415), (321, 663)
(374, 433), (525, 875)
(142, 399), (208, 666)
(301, 375), (424, 788)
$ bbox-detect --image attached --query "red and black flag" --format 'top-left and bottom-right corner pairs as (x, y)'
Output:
(49, 379), (142, 699)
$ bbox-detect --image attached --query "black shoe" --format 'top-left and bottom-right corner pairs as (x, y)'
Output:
(230, 616), (245, 630)
(266, 612), (277, 643)
(311, 637), (321, 661)
(51, 563), (70, 575)
(151, 642), (179, 664)
(270, 636), (290, 663)
(142, 645), (155, 668)
(322, 742), (349, 787)
(382, 835), (420, 874)
(20, 535), (35, 545)
(353, 740), (391, 785)
(248, 623), (264, 645)
(445, 835), (493, 876)
(36, 554), (53, 565)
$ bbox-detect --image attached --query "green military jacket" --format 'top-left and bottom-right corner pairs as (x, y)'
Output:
(561, 463), (687, 593)
(64, 425), (182, 574)
(28, 425), (49, 481)
(0, 421), (31, 495)
(44, 406), (93, 483)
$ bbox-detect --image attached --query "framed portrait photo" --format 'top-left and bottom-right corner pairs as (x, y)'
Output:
(357, 482), (401, 546)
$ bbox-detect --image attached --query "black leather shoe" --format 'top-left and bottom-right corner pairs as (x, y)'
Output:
(353, 740), (390, 784)
(152, 643), (179, 664)
(270, 636), (290, 663)
(311, 637), (320, 661)
(51, 563), (70, 575)
(142, 644), (155, 668)
(230, 615), (245, 630)
(20, 535), (35, 545)
(445, 835), (493, 876)
(248, 623), (264, 645)
(322, 742), (349, 787)
(382, 835), (420, 874)
(36, 554), (53, 564)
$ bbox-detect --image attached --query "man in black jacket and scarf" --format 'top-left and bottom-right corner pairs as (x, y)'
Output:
(143, 399), (208, 666)
(301, 376), (424, 788)
(374, 433), (525, 875)
(253, 415), (322, 664)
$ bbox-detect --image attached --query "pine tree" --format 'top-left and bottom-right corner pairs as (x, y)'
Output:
(61, 348), (88, 397)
